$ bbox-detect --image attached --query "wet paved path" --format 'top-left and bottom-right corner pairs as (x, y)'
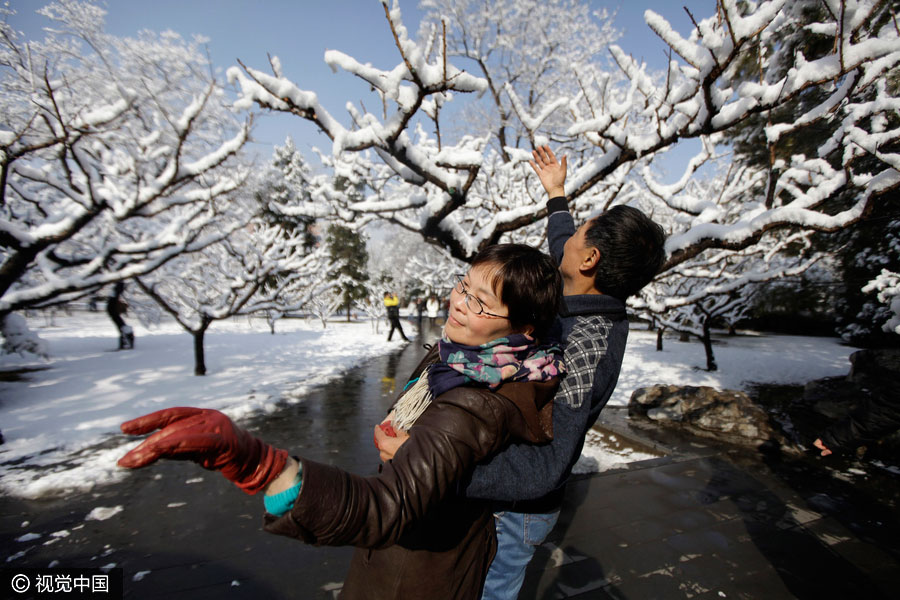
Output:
(1, 321), (436, 599)
(522, 450), (900, 599)
(3, 318), (899, 598)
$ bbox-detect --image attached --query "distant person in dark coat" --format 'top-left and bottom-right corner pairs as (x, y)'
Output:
(384, 291), (409, 342)
(106, 282), (134, 350)
(416, 297), (425, 326)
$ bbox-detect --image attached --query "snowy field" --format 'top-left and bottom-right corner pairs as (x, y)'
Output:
(0, 312), (856, 499)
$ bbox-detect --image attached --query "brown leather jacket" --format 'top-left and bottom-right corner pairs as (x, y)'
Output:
(263, 350), (557, 599)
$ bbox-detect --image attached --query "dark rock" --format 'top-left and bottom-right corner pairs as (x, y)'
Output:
(847, 348), (900, 383)
(802, 348), (900, 421)
(629, 385), (791, 450)
(626, 348), (900, 455)
(802, 377), (862, 419)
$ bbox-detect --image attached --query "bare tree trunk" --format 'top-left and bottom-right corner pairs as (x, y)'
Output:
(192, 317), (212, 376)
(702, 318), (718, 372)
(656, 327), (665, 352)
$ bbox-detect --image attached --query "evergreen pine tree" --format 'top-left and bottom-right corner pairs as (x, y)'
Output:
(326, 224), (369, 321)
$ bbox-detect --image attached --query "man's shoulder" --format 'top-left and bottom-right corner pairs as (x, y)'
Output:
(562, 314), (614, 367)
(559, 311), (616, 342)
(570, 312), (615, 333)
(553, 312), (628, 409)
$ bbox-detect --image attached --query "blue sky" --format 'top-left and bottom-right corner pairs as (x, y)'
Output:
(10, 0), (713, 163)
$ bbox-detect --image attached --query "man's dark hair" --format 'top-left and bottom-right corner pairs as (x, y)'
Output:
(471, 243), (562, 341)
(584, 205), (667, 300)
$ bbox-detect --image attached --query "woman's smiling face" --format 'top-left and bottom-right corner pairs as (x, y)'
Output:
(444, 264), (518, 347)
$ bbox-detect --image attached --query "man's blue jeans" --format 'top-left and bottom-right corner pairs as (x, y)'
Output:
(481, 509), (561, 600)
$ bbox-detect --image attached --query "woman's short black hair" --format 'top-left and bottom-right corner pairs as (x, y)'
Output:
(471, 243), (562, 341)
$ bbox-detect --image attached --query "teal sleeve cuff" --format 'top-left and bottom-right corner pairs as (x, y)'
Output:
(263, 466), (303, 517)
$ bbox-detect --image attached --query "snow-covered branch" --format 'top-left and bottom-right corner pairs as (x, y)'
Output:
(0, 1), (251, 316)
(224, 0), (899, 283)
(863, 269), (900, 335)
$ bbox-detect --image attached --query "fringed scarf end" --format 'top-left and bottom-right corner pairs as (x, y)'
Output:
(391, 371), (433, 431)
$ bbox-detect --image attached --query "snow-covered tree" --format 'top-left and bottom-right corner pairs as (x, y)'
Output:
(251, 138), (330, 334)
(259, 137), (322, 253)
(716, 0), (900, 344)
(834, 215), (900, 344)
(367, 226), (420, 294)
(401, 243), (463, 298)
(136, 208), (330, 375)
(227, 0), (900, 330)
(863, 269), (900, 336)
(306, 284), (345, 329)
(648, 289), (756, 372)
(355, 281), (389, 334)
(226, 0), (619, 260)
(634, 221), (822, 370)
(0, 313), (49, 359)
(574, 0), (898, 273)
(419, 0), (620, 154)
(0, 1), (250, 319)
(367, 222), (465, 301)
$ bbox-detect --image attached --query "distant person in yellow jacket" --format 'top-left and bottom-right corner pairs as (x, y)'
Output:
(384, 291), (409, 342)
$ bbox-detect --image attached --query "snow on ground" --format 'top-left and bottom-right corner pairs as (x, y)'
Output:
(0, 311), (408, 499)
(609, 328), (854, 407)
(573, 428), (661, 474)
(0, 312), (857, 499)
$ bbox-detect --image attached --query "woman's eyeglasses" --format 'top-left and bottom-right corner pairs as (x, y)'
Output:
(454, 274), (509, 319)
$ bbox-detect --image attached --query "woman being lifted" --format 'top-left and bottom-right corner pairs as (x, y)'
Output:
(117, 242), (564, 600)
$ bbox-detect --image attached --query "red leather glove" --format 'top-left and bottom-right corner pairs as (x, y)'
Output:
(118, 407), (288, 495)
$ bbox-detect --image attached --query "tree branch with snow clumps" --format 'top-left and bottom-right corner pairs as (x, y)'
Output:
(632, 226), (822, 371)
(559, 0), (900, 271)
(228, 0), (625, 260)
(228, 0), (898, 283)
(863, 270), (900, 335)
(0, 1), (251, 317)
